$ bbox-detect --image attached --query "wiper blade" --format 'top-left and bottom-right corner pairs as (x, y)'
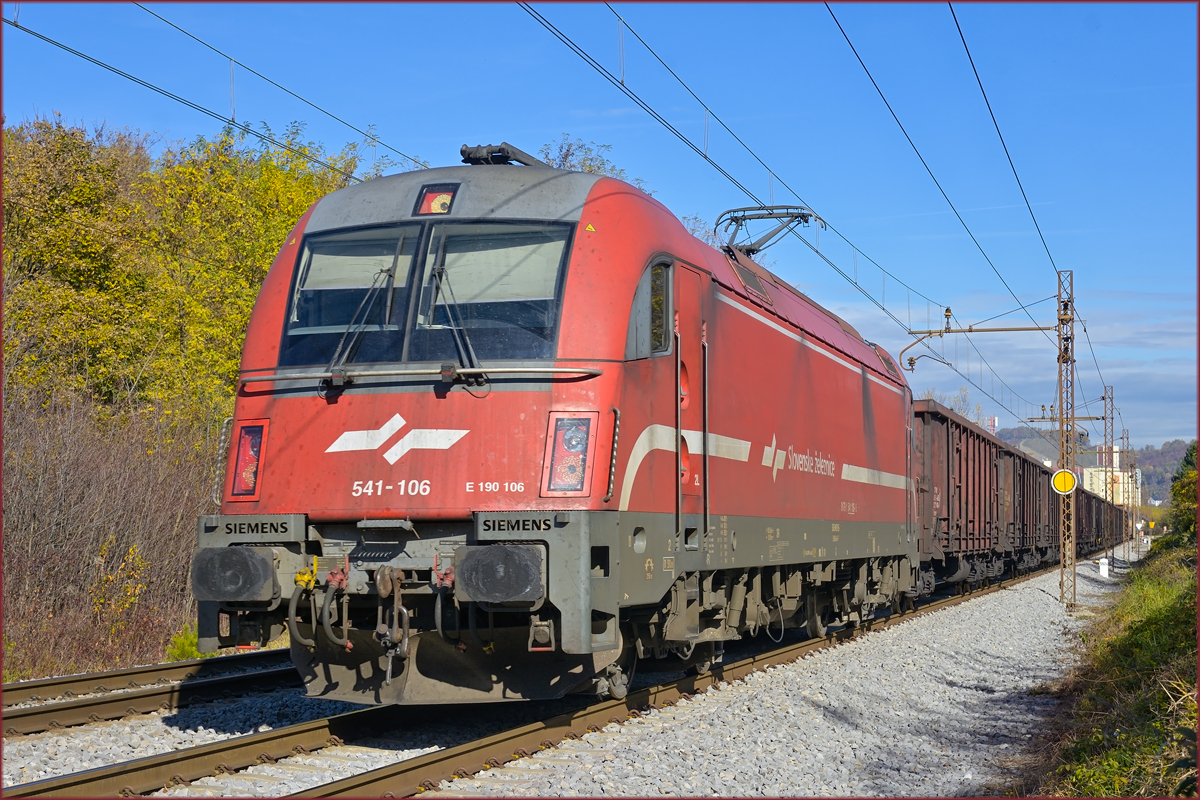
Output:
(325, 270), (389, 382)
(428, 232), (486, 384)
(325, 233), (406, 382)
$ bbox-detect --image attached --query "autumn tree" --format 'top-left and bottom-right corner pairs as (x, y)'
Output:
(539, 133), (649, 193)
(920, 386), (987, 427)
(2, 114), (407, 678)
(1166, 440), (1197, 543)
(679, 213), (725, 248)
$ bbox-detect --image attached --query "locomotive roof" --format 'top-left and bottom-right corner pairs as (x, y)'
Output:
(306, 165), (604, 233)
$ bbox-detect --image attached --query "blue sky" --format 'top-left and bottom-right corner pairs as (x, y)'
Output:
(3, 2), (1195, 447)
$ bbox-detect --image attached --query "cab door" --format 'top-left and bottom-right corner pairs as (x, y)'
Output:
(673, 263), (709, 559)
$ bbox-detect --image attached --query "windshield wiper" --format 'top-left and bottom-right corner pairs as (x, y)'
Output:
(428, 232), (486, 385)
(323, 234), (407, 385)
(325, 272), (389, 384)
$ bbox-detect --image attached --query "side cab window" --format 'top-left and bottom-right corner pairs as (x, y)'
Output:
(625, 262), (671, 360)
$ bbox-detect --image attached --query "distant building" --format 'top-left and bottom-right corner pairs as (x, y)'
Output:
(1081, 449), (1142, 505)
(986, 416), (998, 435)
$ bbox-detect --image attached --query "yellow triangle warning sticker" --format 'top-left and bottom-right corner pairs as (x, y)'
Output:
(585, 223), (596, 232)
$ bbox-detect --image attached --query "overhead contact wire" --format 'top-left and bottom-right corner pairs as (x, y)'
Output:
(948, 3), (1057, 277)
(518, 3), (761, 204)
(603, 2), (943, 310)
(950, 4), (1109, 435)
(526, 2), (1042, 429)
(132, 3), (427, 169)
(600, 3), (1041, 424)
(824, 3), (1054, 346)
(3, 17), (362, 183)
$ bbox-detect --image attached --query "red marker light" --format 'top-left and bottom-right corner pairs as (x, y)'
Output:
(229, 422), (269, 501)
(415, 183), (459, 215)
(542, 412), (599, 496)
(549, 419), (590, 492)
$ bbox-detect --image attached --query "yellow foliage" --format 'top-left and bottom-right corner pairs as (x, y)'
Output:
(4, 115), (405, 429)
(89, 535), (149, 642)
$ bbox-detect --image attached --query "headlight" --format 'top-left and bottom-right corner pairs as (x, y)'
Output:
(229, 421), (269, 501)
(542, 412), (599, 496)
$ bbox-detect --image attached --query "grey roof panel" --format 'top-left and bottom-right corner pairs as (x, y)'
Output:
(306, 165), (605, 233)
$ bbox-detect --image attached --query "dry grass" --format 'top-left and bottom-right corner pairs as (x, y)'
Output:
(2, 387), (220, 681)
(1031, 537), (1197, 796)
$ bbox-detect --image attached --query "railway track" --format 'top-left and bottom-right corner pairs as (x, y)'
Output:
(6, 569), (1048, 799)
(3, 650), (297, 737)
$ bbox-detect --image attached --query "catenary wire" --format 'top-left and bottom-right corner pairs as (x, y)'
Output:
(10, 7), (1062, 443)
(132, 3), (428, 169)
(948, 3), (1057, 277)
(824, 3), (1055, 347)
(518, 3), (762, 203)
(598, 3), (1049, 430)
(3, 17), (363, 184)
(603, 2), (943, 310)
(969, 296), (1055, 327)
(524, 2), (1053, 438)
(949, 3), (1110, 439)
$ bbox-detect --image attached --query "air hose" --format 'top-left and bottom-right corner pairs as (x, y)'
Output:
(288, 587), (314, 647)
(321, 585), (350, 648)
(288, 557), (317, 648)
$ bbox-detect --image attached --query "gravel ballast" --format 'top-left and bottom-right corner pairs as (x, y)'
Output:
(2, 556), (1135, 795)
(1, 688), (365, 787)
(430, 558), (1134, 797)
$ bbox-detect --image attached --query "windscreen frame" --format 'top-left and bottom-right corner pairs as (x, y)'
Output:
(277, 218), (577, 368)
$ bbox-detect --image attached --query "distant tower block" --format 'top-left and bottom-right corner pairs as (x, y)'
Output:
(986, 415), (998, 435)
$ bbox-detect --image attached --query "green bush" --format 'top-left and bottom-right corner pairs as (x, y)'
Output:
(1042, 539), (1197, 796)
(164, 622), (213, 662)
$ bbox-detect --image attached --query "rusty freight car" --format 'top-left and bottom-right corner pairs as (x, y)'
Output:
(913, 399), (1123, 592)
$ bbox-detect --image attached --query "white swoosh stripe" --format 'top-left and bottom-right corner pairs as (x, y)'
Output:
(618, 426), (751, 511)
(326, 414), (406, 452)
(841, 463), (910, 490)
(682, 431), (752, 462)
(716, 293), (903, 396)
(383, 429), (469, 465)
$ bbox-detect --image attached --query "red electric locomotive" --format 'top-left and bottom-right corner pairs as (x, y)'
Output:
(191, 143), (924, 704)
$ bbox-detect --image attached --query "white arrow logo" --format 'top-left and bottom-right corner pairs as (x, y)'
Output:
(326, 413), (468, 465)
(761, 434), (786, 482)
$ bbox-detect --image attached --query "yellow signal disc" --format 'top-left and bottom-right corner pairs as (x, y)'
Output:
(1051, 469), (1077, 495)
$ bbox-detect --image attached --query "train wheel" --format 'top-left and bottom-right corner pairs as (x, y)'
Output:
(805, 594), (828, 639)
(688, 642), (722, 676)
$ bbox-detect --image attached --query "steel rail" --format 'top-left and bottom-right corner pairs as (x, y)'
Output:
(1, 705), (404, 798)
(2, 649), (291, 707)
(2, 666), (301, 737)
(4, 564), (1068, 798)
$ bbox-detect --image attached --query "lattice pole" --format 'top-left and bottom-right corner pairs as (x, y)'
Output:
(1057, 271), (1076, 608)
(1130, 443), (1140, 562)
(1121, 428), (1132, 561)
(1104, 386), (1114, 560)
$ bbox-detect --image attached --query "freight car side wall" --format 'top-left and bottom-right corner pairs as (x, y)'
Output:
(914, 399), (1127, 580)
(913, 400), (1057, 577)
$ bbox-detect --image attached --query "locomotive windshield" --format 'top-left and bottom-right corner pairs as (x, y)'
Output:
(407, 222), (569, 362)
(278, 221), (571, 367)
